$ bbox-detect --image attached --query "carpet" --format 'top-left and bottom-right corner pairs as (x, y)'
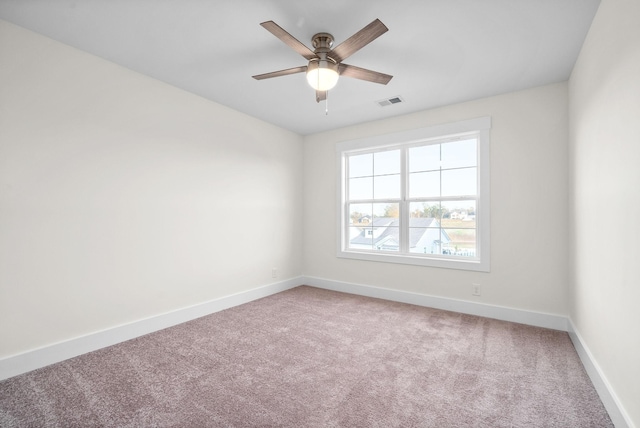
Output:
(0, 286), (613, 427)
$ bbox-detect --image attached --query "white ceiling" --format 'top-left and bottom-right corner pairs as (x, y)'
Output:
(0, 0), (600, 135)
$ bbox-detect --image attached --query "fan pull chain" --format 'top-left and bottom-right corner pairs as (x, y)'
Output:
(325, 90), (329, 115)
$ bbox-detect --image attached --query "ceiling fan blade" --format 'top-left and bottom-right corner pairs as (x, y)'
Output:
(252, 65), (308, 80)
(260, 21), (317, 61)
(329, 19), (388, 63)
(338, 63), (393, 85)
(316, 90), (327, 103)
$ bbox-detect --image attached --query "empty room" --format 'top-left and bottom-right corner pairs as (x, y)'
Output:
(0, 0), (638, 426)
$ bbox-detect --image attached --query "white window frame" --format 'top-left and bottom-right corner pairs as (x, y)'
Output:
(336, 117), (491, 272)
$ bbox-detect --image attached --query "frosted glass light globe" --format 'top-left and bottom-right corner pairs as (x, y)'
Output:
(306, 59), (339, 91)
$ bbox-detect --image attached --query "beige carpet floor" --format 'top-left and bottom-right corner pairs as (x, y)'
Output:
(0, 286), (613, 427)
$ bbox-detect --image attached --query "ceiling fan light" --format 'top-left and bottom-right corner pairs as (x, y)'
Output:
(306, 59), (339, 91)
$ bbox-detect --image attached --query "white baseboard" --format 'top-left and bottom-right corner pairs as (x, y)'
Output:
(568, 319), (634, 428)
(303, 276), (569, 331)
(0, 277), (301, 381)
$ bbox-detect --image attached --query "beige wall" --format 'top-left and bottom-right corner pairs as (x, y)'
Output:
(569, 0), (640, 425)
(303, 83), (569, 315)
(0, 20), (304, 358)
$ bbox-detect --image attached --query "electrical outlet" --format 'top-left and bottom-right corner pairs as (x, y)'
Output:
(472, 283), (481, 296)
(271, 268), (277, 278)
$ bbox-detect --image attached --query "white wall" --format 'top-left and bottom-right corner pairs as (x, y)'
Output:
(303, 83), (569, 315)
(568, 0), (640, 425)
(0, 20), (303, 359)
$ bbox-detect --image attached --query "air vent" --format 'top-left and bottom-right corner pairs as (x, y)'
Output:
(377, 96), (404, 107)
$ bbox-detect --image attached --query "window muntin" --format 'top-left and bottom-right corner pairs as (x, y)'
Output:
(337, 117), (490, 272)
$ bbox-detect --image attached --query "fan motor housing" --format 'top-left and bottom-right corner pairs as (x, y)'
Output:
(311, 33), (334, 52)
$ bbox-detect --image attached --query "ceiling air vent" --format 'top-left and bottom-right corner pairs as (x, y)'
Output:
(377, 96), (404, 107)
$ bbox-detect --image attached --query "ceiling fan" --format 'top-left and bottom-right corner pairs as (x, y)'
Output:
(252, 19), (393, 103)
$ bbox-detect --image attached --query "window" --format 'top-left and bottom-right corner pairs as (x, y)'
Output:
(337, 117), (490, 271)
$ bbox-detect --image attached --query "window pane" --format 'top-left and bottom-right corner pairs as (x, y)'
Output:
(409, 171), (440, 198)
(349, 203), (372, 225)
(374, 203), (399, 219)
(349, 226), (373, 250)
(349, 212), (399, 252)
(441, 139), (477, 169)
(409, 227), (443, 254)
(374, 227), (399, 252)
(374, 174), (400, 199)
(441, 201), (476, 228)
(441, 167), (476, 197)
(443, 229), (477, 257)
(374, 150), (400, 175)
(409, 145), (440, 172)
(372, 208), (398, 251)
(349, 177), (373, 200)
(410, 203), (443, 222)
(349, 153), (372, 178)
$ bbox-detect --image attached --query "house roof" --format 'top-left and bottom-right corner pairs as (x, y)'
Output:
(351, 217), (441, 248)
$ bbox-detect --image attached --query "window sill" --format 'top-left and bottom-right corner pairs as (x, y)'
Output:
(337, 249), (490, 272)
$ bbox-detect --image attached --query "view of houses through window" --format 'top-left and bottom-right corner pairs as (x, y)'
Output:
(346, 137), (478, 259)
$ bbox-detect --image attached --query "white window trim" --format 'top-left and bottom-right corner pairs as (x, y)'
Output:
(336, 116), (491, 272)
